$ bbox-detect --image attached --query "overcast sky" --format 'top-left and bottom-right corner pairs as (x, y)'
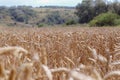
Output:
(0, 0), (81, 7)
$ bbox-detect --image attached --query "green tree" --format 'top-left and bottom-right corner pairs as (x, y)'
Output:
(76, 0), (95, 23)
(9, 6), (36, 23)
(94, 0), (108, 15)
(76, 0), (109, 23)
(39, 11), (65, 25)
(108, 1), (120, 15)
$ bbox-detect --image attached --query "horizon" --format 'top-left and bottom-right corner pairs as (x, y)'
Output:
(0, 0), (81, 7)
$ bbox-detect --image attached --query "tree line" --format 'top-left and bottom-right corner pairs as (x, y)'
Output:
(0, 6), (78, 27)
(76, 0), (120, 24)
(0, 6), (37, 24)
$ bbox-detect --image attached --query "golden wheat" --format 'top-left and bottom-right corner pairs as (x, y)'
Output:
(0, 26), (119, 80)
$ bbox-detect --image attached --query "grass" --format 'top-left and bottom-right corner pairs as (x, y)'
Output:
(0, 26), (119, 80)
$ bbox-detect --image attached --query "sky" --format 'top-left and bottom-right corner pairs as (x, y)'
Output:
(0, 0), (81, 7)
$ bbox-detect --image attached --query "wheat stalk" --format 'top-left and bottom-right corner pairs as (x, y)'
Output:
(8, 68), (16, 80)
(69, 70), (95, 80)
(104, 71), (120, 79)
(0, 46), (28, 59)
(42, 65), (53, 80)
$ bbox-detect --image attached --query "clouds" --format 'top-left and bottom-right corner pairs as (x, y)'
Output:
(0, 0), (38, 6)
(0, 0), (80, 7)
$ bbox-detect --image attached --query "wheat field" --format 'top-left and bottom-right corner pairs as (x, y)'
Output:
(0, 26), (120, 80)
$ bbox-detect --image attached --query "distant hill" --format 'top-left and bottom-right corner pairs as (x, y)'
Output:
(0, 6), (78, 27)
(39, 6), (75, 9)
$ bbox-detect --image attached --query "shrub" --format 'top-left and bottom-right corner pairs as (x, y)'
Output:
(44, 11), (65, 25)
(37, 23), (44, 27)
(9, 7), (37, 23)
(89, 12), (120, 26)
(114, 19), (120, 26)
(65, 20), (76, 25)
